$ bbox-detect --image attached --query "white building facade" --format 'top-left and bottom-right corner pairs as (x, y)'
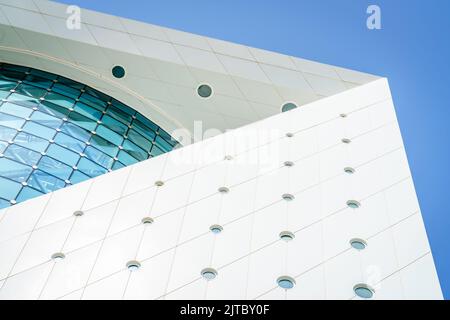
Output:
(0, 0), (443, 300)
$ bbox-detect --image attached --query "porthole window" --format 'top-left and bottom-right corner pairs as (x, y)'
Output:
(112, 65), (126, 79)
(51, 252), (65, 261)
(342, 138), (352, 144)
(350, 238), (367, 250)
(197, 84), (213, 98)
(224, 155), (233, 161)
(281, 103), (298, 113)
(279, 231), (295, 242)
(210, 225), (223, 234)
(282, 193), (295, 201)
(142, 217), (154, 225)
(201, 268), (218, 280)
(218, 187), (229, 194)
(286, 133), (294, 138)
(284, 161), (294, 167)
(344, 167), (355, 174)
(277, 276), (296, 289)
(354, 284), (374, 299)
(340, 113), (347, 118)
(73, 210), (84, 217)
(126, 260), (141, 271)
(155, 181), (164, 187)
(347, 200), (361, 209)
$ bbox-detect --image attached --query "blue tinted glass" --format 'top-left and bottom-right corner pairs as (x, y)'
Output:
(122, 140), (148, 161)
(53, 132), (85, 153)
(60, 122), (90, 142)
(30, 111), (62, 129)
(73, 102), (102, 121)
(0, 198), (10, 209)
(14, 132), (49, 153)
(101, 115), (128, 135)
(77, 157), (107, 177)
(46, 144), (79, 167)
(117, 150), (138, 166)
(27, 170), (65, 193)
(85, 146), (113, 169)
(16, 187), (43, 203)
(0, 125), (16, 142)
(0, 158), (32, 182)
(3, 144), (41, 166)
(38, 156), (72, 180)
(44, 92), (75, 109)
(96, 125), (123, 146)
(89, 135), (118, 157)
(0, 63), (178, 209)
(0, 112), (26, 129)
(0, 177), (22, 200)
(22, 122), (56, 140)
(0, 102), (33, 118)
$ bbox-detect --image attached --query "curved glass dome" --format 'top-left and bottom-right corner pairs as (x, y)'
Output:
(0, 63), (179, 209)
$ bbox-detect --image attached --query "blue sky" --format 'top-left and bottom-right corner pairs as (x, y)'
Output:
(58, 0), (450, 298)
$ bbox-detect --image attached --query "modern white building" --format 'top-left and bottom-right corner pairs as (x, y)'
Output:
(0, 0), (443, 300)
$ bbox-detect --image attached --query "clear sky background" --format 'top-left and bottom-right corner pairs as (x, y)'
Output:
(58, 0), (450, 298)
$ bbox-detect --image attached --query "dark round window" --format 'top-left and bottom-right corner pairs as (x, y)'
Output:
(112, 65), (126, 78)
(197, 84), (213, 98)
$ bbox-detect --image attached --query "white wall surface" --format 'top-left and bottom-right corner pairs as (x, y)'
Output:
(0, 78), (442, 300)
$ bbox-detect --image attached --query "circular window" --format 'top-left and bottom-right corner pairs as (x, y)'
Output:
(51, 252), (65, 261)
(201, 268), (218, 281)
(277, 276), (296, 289)
(284, 161), (294, 167)
(344, 167), (355, 174)
(155, 181), (164, 187)
(281, 103), (298, 113)
(112, 65), (126, 79)
(350, 238), (367, 250)
(282, 193), (295, 201)
(340, 113), (347, 118)
(142, 217), (154, 225)
(279, 231), (295, 242)
(286, 133), (294, 138)
(342, 138), (352, 144)
(126, 260), (141, 271)
(347, 200), (361, 209)
(224, 155), (233, 161)
(354, 284), (374, 299)
(197, 84), (213, 98)
(218, 187), (230, 194)
(73, 210), (84, 217)
(210, 225), (223, 234)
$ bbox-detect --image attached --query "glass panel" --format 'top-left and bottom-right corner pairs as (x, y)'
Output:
(53, 132), (85, 153)
(112, 161), (125, 171)
(96, 125), (123, 146)
(69, 170), (90, 184)
(122, 140), (148, 161)
(14, 132), (49, 152)
(68, 111), (97, 132)
(101, 115), (128, 135)
(0, 177), (22, 200)
(150, 144), (164, 157)
(8, 93), (39, 108)
(0, 198), (10, 209)
(136, 113), (158, 132)
(0, 112), (26, 129)
(15, 83), (47, 99)
(79, 92), (107, 111)
(30, 111), (62, 129)
(0, 140), (7, 153)
(44, 92), (75, 109)
(155, 135), (172, 152)
(127, 129), (153, 151)
(0, 125), (17, 142)
(0, 158), (32, 182)
(89, 134), (118, 157)
(46, 144), (80, 167)
(39, 100), (70, 118)
(38, 156), (72, 180)
(27, 170), (65, 193)
(3, 144), (41, 166)
(85, 146), (113, 169)
(16, 186), (43, 203)
(131, 119), (157, 141)
(73, 102), (102, 121)
(0, 102), (33, 118)
(60, 122), (90, 142)
(106, 105), (132, 124)
(23, 74), (53, 89)
(117, 150), (138, 166)
(52, 83), (80, 100)
(22, 121), (56, 140)
(77, 157), (107, 177)
(0, 79), (17, 91)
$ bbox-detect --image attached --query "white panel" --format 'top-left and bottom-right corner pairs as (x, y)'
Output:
(82, 270), (129, 300)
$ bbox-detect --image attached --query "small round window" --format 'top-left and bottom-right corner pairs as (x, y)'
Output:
(112, 65), (126, 79)
(201, 268), (218, 280)
(281, 103), (298, 113)
(350, 238), (367, 250)
(354, 284), (375, 299)
(277, 276), (296, 289)
(197, 84), (213, 98)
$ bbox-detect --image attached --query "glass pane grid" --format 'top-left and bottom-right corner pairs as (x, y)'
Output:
(0, 63), (179, 207)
